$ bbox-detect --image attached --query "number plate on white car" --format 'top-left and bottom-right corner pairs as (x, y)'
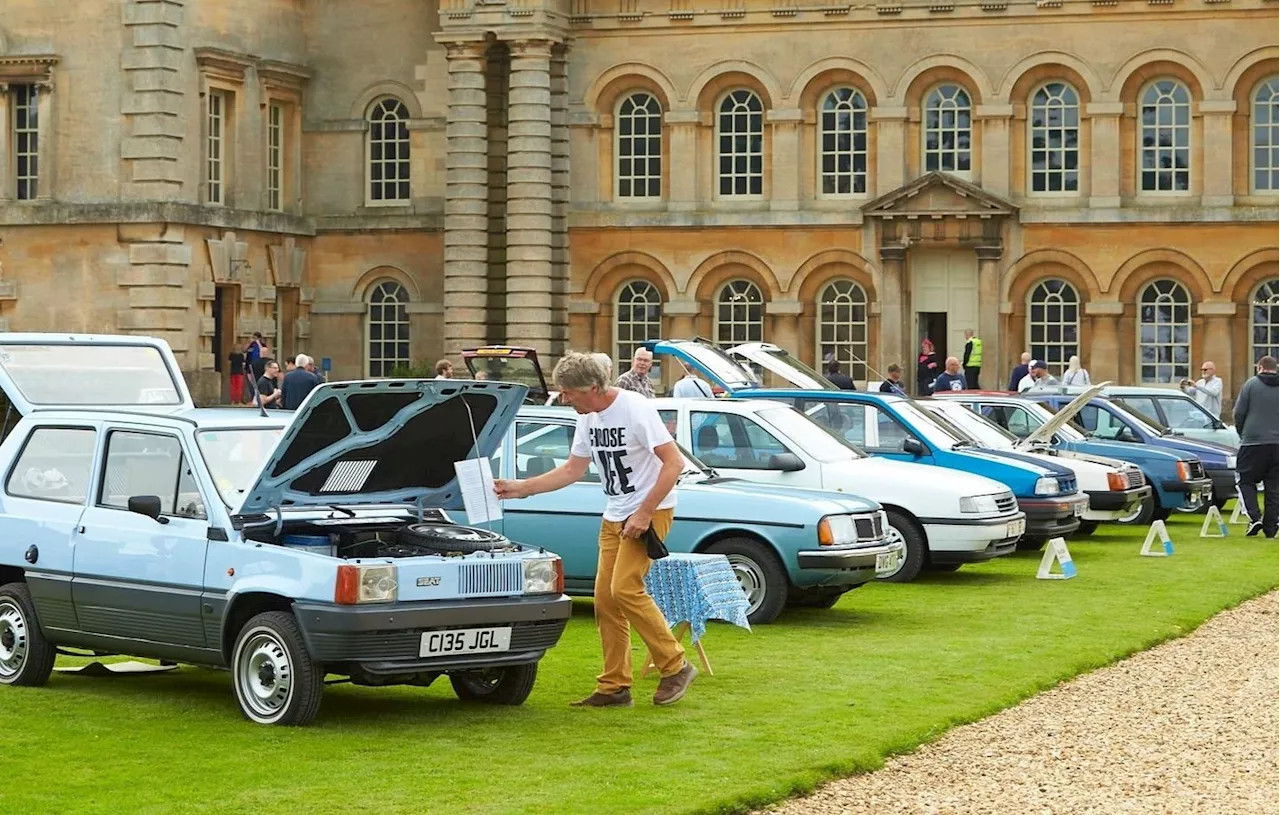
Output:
(419, 627), (512, 658)
(875, 551), (901, 575)
(1007, 518), (1026, 538)
(1072, 502), (1085, 517)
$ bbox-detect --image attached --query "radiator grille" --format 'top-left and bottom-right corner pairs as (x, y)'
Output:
(995, 493), (1018, 513)
(458, 561), (523, 597)
(853, 512), (886, 541)
(1126, 468), (1146, 488)
(1188, 461), (1206, 480)
(1057, 476), (1078, 494)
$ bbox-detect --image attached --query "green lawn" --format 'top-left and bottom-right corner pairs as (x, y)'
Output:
(2, 512), (1276, 815)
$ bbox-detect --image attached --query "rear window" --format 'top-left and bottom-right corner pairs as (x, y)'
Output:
(0, 344), (182, 406)
(6, 427), (97, 504)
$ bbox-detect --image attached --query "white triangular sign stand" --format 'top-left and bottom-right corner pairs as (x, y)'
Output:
(1141, 520), (1175, 557)
(1036, 537), (1077, 579)
(1230, 500), (1247, 525)
(1200, 505), (1228, 538)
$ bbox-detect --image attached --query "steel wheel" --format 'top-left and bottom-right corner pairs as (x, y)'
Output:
(724, 553), (767, 616)
(878, 525), (906, 579)
(0, 599), (29, 681)
(235, 629), (296, 723)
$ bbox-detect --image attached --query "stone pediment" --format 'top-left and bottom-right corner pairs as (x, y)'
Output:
(862, 172), (1017, 219)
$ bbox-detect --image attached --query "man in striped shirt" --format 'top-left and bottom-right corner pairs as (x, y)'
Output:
(615, 347), (655, 398)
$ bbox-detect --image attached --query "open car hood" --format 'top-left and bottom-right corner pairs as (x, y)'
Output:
(236, 379), (527, 516)
(644, 339), (762, 393)
(461, 346), (549, 403)
(0, 333), (193, 415)
(726, 342), (837, 390)
(1017, 382), (1109, 450)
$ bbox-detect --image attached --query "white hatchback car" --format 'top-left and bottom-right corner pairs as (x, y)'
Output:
(651, 397), (1026, 583)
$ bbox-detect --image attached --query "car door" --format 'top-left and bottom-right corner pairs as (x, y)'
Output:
(500, 420), (605, 582)
(1073, 404), (1140, 443)
(73, 427), (212, 648)
(0, 424), (98, 635)
(687, 409), (813, 486)
(801, 399), (931, 464)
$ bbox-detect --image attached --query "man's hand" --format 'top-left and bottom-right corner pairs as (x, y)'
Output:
(622, 508), (652, 540)
(494, 479), (529, 500)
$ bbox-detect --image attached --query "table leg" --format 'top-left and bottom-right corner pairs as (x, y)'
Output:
(642, 621), (714, 679)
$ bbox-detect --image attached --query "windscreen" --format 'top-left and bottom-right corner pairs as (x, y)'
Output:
(921, 401), (1017, 448)
(197, 427), (287, 507)
(674, 342), (760, 390)
(0, 343), (183, 406)
(758, 406), (864, 461)
(755, 348), (838, 390)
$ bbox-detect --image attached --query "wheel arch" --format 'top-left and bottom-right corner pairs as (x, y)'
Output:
(221, 591), (296, 663)
(879, 504), (933, 563)
(692, 528), (792, 579)
(0, 565), (24, 586)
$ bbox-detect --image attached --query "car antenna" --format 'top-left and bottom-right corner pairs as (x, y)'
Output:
(245, 368), (270, 418)
(846, 353), (917, 402)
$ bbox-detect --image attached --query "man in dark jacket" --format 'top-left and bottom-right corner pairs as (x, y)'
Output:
(281, 353), (324, 410)
(1233, 355), (1279, 537)
(1008, 352), (1031, 392)
(879, 364), (907, 395)
(824, 356), (857, 390)
(933, 357), (968, 392)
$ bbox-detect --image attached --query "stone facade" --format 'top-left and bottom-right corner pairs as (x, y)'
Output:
(0, 0), (1275, 406)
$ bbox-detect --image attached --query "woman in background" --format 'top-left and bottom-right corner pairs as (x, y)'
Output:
(1062, 355), (1091, 386)
(916, 338), (939, 395)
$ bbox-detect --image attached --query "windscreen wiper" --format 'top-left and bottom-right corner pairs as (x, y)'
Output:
(329, 505), (357, 518)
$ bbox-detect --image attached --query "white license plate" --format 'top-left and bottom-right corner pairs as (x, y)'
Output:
(419, 626), (512, 658)
(1189, 491), (1201, 504)
(1072, 502), (1085, 517)
(875, 550), (901, 574)
(1007, 518), (1026, 538)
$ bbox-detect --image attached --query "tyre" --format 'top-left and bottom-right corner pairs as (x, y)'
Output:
(1152, 506), (1172, 522)
(449, 663), (538, 705)
(1075, 521), (1098, 536)
(0, 583), (56, 687)
(704, 538), (788, 625)
(399, 523), (510, 555)
(787, 586), (845, 609)
(876, 511), (926, 583)
(1016, 536), (1046, 552)
(927, 563), (963, 572)
(231, 611), (323, 726)
(1115, 493), (1156, 526)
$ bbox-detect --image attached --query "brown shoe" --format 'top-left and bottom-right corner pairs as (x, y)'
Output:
(653, 661), (698, 706)
(570, 688), (633, 708)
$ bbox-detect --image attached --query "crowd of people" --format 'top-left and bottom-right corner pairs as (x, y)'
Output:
(226, 332), (326, 411)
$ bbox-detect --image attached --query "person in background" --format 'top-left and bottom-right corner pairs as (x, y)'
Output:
(1018, 359), (1059, 392)
(473, 370), (489, 381)
(1062, 355), (1091, 386)
(434, 359), (454, 380)
(916, 338), (939, 395)
(281, 354), (324, 410)
(590, 353), (614, 379)
(256, 360), (283, 409)
(284, 359), (296, 374)
(879, 363), (907, 395)
(1181, 361), (1224, 419)
(961, 329), (983, 389)
(1008, 352), (1032, 392)
(933, 356), (968, 392)
(246, 333), (269, 384)
(1233, 356), (1278, 538)
(615, 348), (655, 398)
(671, 360), (714, 398)
(227, 345), (246, 404)
(824, 355), (857, 390)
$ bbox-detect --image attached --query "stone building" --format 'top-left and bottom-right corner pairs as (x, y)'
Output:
(0, 0), (1275, 404)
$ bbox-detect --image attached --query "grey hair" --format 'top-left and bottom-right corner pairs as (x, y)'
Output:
(553, 352), (609, 392)
(295, 353), (312, 367)
(589, 352), (613, 377)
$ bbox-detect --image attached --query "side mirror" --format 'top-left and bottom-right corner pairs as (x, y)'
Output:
(902, 438), (927, 457)
(128, 495), (169, 525)
(768, 453), (806, 472)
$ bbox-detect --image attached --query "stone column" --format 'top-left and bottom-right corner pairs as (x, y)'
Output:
(1200, 102), (1236, 208)
(1086, 102), (1123, 209)
(878, 244), (907, 375)
(0, 84), (10, 202)
(440, 40), (490, 358)
(976, 244), (1004, 387)
(665, 300), (700, 340)
(504, 38), (556, 356)
(665, 110), (699, 211)
(977, 105), (1013, 198)
(34, 81), (54, 201)
(871, 107), (907, 196)
(769, 108), (802, 211)
(1085, 302), (1124, 382)
(768, 300), (803, 357)
(550, 43), (571, 357)
(1199, 303), (1237, 413)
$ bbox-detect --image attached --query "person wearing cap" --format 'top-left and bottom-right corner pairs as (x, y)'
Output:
(1018, 359), (1059, 393)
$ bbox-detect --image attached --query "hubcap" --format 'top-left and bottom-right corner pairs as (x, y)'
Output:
(458, 668), (502, 695)
(1117, 499), (1146, 524)
(876, 525), (907, 579)
(236, 632), (293, 720)
(0, 600), (29, 679)
(724, 554), (766, 615)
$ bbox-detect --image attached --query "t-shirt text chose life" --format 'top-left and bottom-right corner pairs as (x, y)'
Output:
(571, 389), (678, 522)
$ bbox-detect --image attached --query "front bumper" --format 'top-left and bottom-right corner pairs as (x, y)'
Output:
(1084, 485), (1152, 520)
(918, 511), (1028, 553)
(293, 594), (572, 675)
(1204, 467), (1236, 501)
(797, 539), (903, 584)
(1159, 476), (1214, 508)
(1019, 495), (1087, 538)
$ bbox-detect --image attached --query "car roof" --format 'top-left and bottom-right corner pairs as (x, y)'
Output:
(649, 397), (791, 412)
(25, 406), (289, 430)
(750, 388), (907, 404)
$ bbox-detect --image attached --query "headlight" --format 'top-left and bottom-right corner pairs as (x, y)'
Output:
(1107, 471), (1127, 491)
(1226, 455), (1237, 469)
(335, 564), (397, 605)
(523, 556), (563, 594)
(818, 515), (857, 546)
(1176, 461), (1191, 481)
(959, 494), (1000, 514)
(1034, 477), (1060, 496)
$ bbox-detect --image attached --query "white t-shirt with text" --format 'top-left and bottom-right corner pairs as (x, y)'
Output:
(571, 389), (678, 522)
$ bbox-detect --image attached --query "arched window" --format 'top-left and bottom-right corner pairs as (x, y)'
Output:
(367, 98), (411, 203)
(924, 84), (972, 176)
(614, 280), (663, 377)
(1027, 279), (1080, 368)
(717, 90), (764, 197)
(1138, 279), (1191, 383)
(819, 88), (868, 196)
(1139, 80), (1191, 193)
(817, 280), (869, 380)
(1252, 77), (1279, 193)
(367, 280), (410, 377)
(616, 92), (662, 199)
(715, 280), (764, 346)
(1029, 82), (1080, 194)
(1252, 280), (1280, 362)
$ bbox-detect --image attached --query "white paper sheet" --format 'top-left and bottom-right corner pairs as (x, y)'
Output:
(454, 457), (503, 525)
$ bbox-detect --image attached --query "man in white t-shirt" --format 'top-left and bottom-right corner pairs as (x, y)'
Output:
(494, 352), (696, 708)
(671, 361), (714, 398)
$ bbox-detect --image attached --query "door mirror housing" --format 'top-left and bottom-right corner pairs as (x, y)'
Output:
(768, 453), (806, 472)
(127, 495), (169, 525)
(902, 438), (927, 457)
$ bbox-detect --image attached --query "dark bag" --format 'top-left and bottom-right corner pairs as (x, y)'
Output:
(641, 524), (669, 560)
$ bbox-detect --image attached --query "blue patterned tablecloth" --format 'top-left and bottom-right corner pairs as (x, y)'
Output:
(644, 553), (752, 643)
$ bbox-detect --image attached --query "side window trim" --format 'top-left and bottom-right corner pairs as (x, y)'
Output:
(96, 427), (208, 520)
(4, 424), (99, 505)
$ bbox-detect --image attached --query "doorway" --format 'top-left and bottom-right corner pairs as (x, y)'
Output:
(909, 249), (978, 366)
(212, 284), (239, 378)
(917, 312), (948, 360)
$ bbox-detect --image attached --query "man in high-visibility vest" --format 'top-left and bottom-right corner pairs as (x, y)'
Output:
(962, 329), (983, 389)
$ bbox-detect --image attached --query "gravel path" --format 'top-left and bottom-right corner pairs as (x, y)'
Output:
(761, 591), (1279, 815)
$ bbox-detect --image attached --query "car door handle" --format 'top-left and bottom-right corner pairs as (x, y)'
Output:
(77, 526), (85, 534)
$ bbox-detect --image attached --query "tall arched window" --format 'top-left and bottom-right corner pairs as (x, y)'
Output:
(1252, 77), (1279, 193)
(924, 84), (972, 176)
(1029, 82), (1080, 194)
(715, 280), (764, 346)
(819, 88), (868, 196)
(367, 98), (411, 203)
(1139, 80), (1191, 193)
(367, 280), (410, 377)
(1138, 279), (1191, 383)
(1252, 280), (1280, 362)
(717, 90), (764, 197)
(615, 280), (663, 376)
(1027, 279), (1080, 368)
(616, 92), (662, 199)
(817, 280), (869, 380)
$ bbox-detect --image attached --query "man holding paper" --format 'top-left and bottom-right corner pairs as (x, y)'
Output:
(493, 352), (696, 708)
